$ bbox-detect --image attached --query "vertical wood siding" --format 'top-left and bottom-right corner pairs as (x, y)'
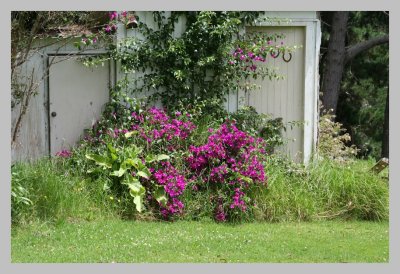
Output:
(246, 26), (306, 161)
(12, 12), (320, 163)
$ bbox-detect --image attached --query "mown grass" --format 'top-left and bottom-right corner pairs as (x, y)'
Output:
(11, 219), (388, 263)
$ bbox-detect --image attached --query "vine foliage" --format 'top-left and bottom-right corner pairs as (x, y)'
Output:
(85, 11), (299, 111)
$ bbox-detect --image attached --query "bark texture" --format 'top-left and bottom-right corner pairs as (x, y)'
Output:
(321, 11), (349, 114)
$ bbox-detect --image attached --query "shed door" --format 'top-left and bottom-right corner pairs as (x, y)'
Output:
(48, 56), (110, 155)
(246, 26), (305, 161)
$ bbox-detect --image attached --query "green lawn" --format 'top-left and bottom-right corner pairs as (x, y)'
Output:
(11, 220), (388, 263)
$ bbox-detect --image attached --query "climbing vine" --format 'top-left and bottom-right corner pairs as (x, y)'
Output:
(82, 11), (299, 111)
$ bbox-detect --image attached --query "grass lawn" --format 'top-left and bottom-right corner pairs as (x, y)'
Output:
(11, 220), (389, 263)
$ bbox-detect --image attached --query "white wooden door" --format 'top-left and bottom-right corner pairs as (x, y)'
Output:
(48, 56), (110, 155)
(245, 26), (306, 161)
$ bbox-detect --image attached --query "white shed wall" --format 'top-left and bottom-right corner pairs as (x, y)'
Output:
(11, 12), (320, 164)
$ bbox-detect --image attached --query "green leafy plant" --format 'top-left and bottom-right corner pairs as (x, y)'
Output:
(85, 141), (170, 212)
(228, 106), (285, 153)
(82, 11), (298, 111)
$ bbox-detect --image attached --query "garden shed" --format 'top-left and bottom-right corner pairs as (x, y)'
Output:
(11, 11), (321, 164)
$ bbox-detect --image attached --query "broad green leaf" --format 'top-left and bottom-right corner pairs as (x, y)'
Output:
(111, 153), (118, 162)
(156, 154), (170, 161)
(137, 170), (150, 179)
(145, 154), (156, 163)
(154, 187), (168, 207)
(122, 175), (140, 185)
(128, 180), (146, 211)
(127, 180), (145, 196)
(107, 143), (116, 154)
(85, 154), (112, 168)
(133, 195), (144, 212)
(124, 158), (140, 169)
(136, 160), (145, 170)
(110, 167), (127, 177)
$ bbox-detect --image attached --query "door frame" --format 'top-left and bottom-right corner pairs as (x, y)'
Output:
(240, 18), (321, 164)
(44, 50), (116, 156)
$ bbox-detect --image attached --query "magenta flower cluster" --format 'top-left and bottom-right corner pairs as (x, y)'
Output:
(104, 11), (119, 34)
(187, 121), (268, 221)
(132, 107), (196, 146)
(230, 47), (267, 72)
(104, 11), (136, 34)
(85, 104), (270, 222)
(230, 188), (246, 211)
(188, 122), (267, 183)
(153, 161), (186, 218)
(229, 39), (284, 73)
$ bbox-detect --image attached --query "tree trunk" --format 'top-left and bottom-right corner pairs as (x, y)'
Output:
(381, 89), (389, 158)
(321, 11), (349, 114)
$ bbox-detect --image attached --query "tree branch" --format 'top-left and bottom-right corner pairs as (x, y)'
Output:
(345, 34), (389, 63)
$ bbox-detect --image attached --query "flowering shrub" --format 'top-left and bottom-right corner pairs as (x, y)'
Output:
(187, 121), (268, 222)
(78, 93), (197, 220)
(71, 89), (270, 222)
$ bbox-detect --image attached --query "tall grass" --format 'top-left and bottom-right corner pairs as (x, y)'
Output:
(11, 159), (115, 226)
(251, 157), (389, 222)
(11, 157), (389, 225)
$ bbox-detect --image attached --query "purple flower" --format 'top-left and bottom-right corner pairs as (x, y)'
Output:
(109, 11), (118, 20)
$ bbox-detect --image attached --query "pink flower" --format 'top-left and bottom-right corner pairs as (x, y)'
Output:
(109, 11), (118, 20)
